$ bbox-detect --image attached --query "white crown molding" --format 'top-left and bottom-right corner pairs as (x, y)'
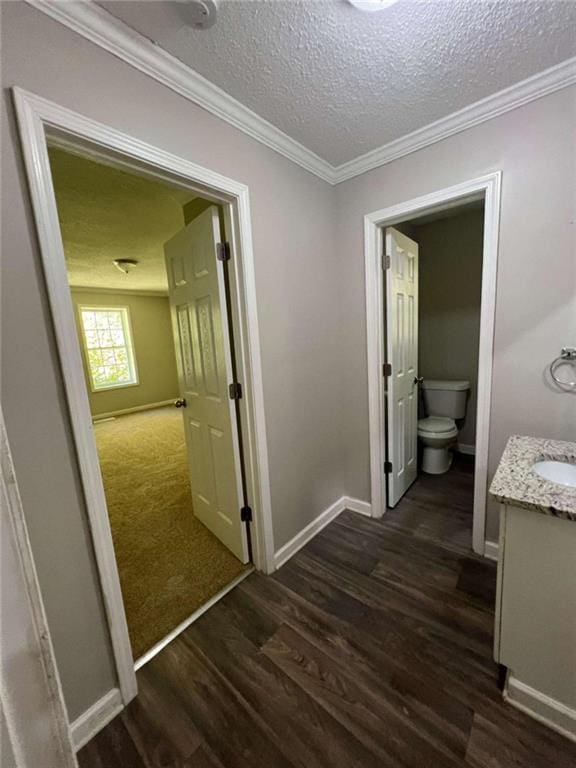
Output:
(333, 57), (576, 183)
(27, 1), (576, 186)
(27, 0), (335, 183)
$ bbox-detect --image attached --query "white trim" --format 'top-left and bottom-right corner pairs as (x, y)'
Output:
(25, 2), (576, 185)
(13, 88), (276, 714)
(483, 540), (499, 562)
(134, 568), (253, 671)
(457, 443), (476, 456)
(342, 497), (373, 517)
(504, 676), (576, 743)
(0, 413), (77, 768)
(364, 173), (501, 557)
(274, 497), (347, 570)
(26, 0), (334, 184)
(334, 59), (576, 183)
(71, 285), (168, 297)
(69, 688), (123, 752)
(92, 400), (175, 422)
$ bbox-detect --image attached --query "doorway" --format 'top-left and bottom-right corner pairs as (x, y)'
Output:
(49, 147), (253, 664)
(14, 87), (275, 709)
(364, 174), (501, 557)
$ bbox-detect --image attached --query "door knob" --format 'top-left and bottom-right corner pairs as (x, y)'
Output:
(174, 398), (187, 408)
(414, 376), (424, 385)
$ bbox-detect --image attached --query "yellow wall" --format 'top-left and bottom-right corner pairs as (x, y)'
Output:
(71, 290), (179, 416)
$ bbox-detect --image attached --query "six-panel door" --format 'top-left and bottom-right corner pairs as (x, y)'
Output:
(164, 207), (249, 562)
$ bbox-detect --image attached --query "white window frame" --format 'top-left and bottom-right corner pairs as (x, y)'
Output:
(79, 305), (139, 392)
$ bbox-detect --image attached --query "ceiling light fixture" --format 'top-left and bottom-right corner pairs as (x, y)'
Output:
(113, 259), (139, 275)
(348, 0), (399, 11)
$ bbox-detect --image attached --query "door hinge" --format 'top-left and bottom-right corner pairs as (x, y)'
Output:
(382, 362), (392, 377)
(382, 253), (391, 270)
(217, 242), (231, 262)
(229, 381), (243, 400)
(240, 506), (252, 522)
(384, 461), (393, 474)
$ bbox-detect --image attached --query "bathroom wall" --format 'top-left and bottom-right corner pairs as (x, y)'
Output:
(70, 290), (179, 417)
(414, 206), (484, 448)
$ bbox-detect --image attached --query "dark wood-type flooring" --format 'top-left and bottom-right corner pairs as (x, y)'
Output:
(79, 456), (576, 767)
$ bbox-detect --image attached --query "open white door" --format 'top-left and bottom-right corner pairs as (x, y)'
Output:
(385, 227), (419, 507)
(164, 207), (249, 563)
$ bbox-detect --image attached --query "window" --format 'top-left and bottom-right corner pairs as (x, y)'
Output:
(79, 307), (138, 391)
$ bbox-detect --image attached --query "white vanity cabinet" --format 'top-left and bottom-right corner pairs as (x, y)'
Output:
(493, 503), (576, 741)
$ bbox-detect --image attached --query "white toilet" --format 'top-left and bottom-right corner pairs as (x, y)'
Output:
(417, 379), (470, 475)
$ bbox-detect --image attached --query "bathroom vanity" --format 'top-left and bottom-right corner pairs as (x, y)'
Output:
(490, 436), (576, 742)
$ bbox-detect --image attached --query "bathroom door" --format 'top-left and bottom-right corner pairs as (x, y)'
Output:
(385, 227), (419, 507)
(164, 207), (249, 563)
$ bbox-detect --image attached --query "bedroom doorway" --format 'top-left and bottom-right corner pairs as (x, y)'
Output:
(49, 147), (251, 665)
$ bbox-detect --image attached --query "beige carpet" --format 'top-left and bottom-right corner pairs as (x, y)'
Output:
(94, 406), (248, 660)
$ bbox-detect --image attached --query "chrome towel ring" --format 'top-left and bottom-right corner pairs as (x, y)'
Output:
(549, 347), (576, 392)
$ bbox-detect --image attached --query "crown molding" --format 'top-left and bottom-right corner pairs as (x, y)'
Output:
(332, 57), (576, 183)
(70, 285), (168, 297)
(27, 1), (576, 187)
(27, 0), (336, 184)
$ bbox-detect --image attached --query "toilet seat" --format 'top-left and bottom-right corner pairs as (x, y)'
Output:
(417, 416), (457, 437)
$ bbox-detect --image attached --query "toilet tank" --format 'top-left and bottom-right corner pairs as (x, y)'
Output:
(421, 380), (470, 419)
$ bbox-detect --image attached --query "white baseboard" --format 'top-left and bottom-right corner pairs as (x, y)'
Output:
(70, 687), (123, 751)
(274, 497), (346, 570)
(274, 496), (374, 570)
(505, 676), (576, 743)
(483, 540), (499, 561)
(342, 496), (372, 517)
(92, 399), (175, 422)
(457, 443), (476, 455)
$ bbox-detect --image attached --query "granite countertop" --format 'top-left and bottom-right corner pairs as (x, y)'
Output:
(490, 435), (576, 521)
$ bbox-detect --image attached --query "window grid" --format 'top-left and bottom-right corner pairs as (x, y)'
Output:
(80, 307), (138, 391)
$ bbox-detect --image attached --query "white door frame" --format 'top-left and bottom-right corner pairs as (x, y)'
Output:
(13, 87), (276, 707)
(1, 410), (77, 768)
(364, 172), (502, 556)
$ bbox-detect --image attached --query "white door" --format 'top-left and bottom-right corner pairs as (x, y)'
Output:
(164, 207), (249, 562)
(385, 227), (419, 507)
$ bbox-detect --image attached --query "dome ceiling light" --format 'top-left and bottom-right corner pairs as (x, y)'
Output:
(113, 259), (139, 275)
(347, 0), (399, 10)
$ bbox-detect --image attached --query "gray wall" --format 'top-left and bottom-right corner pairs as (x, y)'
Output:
(334, 85), (576, 543)
(1, 2), (342, 719)
(415, 207), (484, 447)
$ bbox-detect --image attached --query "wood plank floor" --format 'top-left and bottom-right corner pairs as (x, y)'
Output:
(78, 456), (576, 767)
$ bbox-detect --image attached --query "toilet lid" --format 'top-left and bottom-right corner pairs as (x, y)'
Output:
(418, 416), (456, 434)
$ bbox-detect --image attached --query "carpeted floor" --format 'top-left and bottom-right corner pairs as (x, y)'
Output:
(94, 406), (248, 660)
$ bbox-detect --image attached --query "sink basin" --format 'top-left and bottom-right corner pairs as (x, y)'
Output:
(532, 461), (576, 488)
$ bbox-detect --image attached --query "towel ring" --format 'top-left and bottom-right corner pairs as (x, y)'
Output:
(549, 347), (576, 392)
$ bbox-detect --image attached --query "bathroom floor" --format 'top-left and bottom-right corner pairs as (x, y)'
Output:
(78, 451), (576, 768)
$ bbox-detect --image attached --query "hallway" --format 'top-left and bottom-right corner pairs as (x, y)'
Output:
(78, 461), (576, 767)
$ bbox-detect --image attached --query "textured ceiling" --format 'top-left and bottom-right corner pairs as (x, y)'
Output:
(98, 0), (576, 166)
(50, 148), (195, 292)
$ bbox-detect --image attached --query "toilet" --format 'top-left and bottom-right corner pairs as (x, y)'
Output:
(417, 379), (470, 475)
